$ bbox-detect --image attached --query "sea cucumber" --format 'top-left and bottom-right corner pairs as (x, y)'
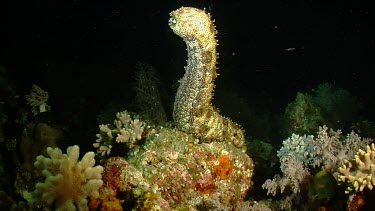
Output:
(169, 7), (245, 147)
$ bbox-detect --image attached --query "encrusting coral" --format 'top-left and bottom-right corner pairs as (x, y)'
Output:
(101, 128), (253, 210)
(28, 145), (103, 210)
(170, 7), (245, 147)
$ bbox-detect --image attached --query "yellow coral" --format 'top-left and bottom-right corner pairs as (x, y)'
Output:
(337, 143), (375, 195)
(88, 192), (123, 211)
(32, 145), (104, 210)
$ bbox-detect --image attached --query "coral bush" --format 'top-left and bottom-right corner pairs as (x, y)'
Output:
(283, 92), (325, 136)
(263, 126), (372, 209)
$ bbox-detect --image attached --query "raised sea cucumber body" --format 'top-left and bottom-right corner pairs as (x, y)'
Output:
(169, 7), (245, 147)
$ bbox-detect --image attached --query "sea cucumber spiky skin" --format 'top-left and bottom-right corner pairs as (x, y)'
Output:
(169, 7), (245, 147)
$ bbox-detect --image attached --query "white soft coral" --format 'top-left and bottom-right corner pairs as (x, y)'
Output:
(32, 145), (103, 211)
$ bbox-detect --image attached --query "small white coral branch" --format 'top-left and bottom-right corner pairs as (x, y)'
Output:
(93, 111), (145, 157)
(33, 145), (104, 211)
(114, 111), (144, 145)
(93, 124), (113, 156)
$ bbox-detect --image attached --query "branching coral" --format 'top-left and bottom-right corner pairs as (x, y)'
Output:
(30, 145), (103, 210)
(336, 143), (375, 196)
(93, 111), (145, 156)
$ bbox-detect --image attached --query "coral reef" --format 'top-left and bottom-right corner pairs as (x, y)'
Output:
(28, 145), (103, 210)
(102, 156), (171, 210)
(2, 5), (373, 211)
(88, 8), (255, 210)
(101, 128), (254, 210)
(169, 7), (245, 147)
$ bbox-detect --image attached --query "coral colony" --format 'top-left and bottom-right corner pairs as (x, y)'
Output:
(3, 6), (375, 211)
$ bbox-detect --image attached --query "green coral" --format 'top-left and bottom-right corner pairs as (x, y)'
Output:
(311, 83), (361, 130)
(283, 92), (325, 136)
(282, 83), (362, 137)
